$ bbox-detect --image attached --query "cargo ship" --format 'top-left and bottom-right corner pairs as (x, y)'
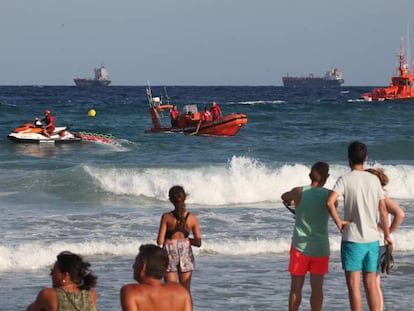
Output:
(74, 64), (111, 86)
(282, 68), (344, 88)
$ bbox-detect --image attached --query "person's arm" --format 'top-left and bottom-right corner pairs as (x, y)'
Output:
(156, 214), (167, 247)
(281, 186), (302, 207)
(26, 288), (55, 311)
(90, 289), (98, 309)
(190, 215), (202, 247)
(379, 198), (392, 245)
(44, 117), (55, 129)
(384, 196), (405, 233)
(326, 190), (349, 232)
(120, 285), (138, 311)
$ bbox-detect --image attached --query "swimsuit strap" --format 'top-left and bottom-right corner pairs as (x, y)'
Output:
(171, 210), (190, 222)
(165, 211), (190, 239)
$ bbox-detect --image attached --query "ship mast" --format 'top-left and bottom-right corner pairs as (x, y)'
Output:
(398, 37), (407, 77)
(407, 21), (412, 75)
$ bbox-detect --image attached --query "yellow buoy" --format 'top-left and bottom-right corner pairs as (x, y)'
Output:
(88, 109), (96, 117)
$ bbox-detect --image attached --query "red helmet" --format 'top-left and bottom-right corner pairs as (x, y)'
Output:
(44, 109), (51, 115)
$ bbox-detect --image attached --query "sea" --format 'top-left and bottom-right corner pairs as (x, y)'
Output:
(0, 85), (414, 311)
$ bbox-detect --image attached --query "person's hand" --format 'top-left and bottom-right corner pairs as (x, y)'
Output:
(384, 234), (393, 246)
(336, 220), (351, 233)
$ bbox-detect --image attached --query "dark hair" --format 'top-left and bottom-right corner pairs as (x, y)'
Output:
(137, 244), (169, 279)
(56, 251), (97, 290)
(168, 185), (187, 222)
(348, 141), (367, 165)
(310, 161), (329, 182)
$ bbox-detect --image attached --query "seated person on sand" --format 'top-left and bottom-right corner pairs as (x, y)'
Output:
(26, 251), (98, 311)
(120, 244), (192, 311)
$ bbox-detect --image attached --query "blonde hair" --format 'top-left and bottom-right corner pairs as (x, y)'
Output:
(365, 168), (389, 187)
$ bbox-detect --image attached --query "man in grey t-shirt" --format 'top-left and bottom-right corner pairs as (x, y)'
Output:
(327, 141), (392, 311)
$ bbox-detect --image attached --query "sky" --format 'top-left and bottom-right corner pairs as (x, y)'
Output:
(1, 0), (414, 86)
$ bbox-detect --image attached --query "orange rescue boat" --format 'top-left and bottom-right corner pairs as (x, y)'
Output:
(144, 88), (247, 136)
(361, 39), (414, 101)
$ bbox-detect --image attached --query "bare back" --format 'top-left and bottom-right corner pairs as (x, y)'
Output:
(157, 211), (201, 247)
(121, 282), (192, 311)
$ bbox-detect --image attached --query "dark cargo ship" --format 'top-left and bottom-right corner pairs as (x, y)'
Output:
(282, 68), (344, 88)
(74, 64), (111, 86)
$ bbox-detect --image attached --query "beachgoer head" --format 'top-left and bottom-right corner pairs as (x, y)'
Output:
(365, 168), (389, 187)
(51, 251), (97, 290)
(348, 141), (367, 166)
(168, 185), (187, 208)
(133, 244), (169, 282)
(309, 161), (329, 183)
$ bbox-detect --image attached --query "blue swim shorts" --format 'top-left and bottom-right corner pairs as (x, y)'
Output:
(341, 240), (379, 273)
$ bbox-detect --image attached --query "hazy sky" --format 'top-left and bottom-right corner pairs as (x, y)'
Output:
(1, 0), (414, 86)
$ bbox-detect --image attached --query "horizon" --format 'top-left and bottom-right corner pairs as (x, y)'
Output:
(1, 1), (414, 86)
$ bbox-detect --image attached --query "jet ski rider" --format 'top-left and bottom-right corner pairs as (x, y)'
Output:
(35, 109), (55, 138)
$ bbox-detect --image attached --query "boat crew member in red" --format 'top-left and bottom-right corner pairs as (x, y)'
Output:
(35, 109), (55, 138)
(201, 106), (212, 122)
(210, 101), (222, 121)
(170, 105), (179, 127)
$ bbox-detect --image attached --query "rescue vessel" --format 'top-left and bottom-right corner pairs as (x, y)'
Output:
(144, 87), (247, 136)
(361, 40), (414, 101)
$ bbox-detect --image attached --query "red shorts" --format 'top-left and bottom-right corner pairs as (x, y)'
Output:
(288, 245), (329, 276)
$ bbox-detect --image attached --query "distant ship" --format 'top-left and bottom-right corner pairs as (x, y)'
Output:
(74, 64), (111, 86)
(360, 39), (414, 101)
(282, 68), (344, 88)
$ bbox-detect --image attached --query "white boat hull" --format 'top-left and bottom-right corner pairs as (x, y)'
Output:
(7, 125), (81, 144)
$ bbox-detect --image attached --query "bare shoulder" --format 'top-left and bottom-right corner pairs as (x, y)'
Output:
(161, 212), (172, 221)
(28, 288), (57, 311)
(189, 211), (198, 220)
(188, 212), (200, 226)
(38, 287), (56, 299)
(121, 283), (142, 294)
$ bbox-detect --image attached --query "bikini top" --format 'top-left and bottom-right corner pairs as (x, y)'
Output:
(165, 211), (190, 239)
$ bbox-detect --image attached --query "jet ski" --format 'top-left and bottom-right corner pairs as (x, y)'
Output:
(7, 122), (81, 144)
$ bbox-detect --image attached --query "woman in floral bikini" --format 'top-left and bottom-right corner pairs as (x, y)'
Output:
(157, 185), (202, 295)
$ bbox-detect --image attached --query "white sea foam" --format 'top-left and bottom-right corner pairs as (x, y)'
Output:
(2, 228), (413, 271)
(237, 100), (287, 105)
(83, 156), (414, 204)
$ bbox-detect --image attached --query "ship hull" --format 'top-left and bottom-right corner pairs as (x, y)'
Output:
(73, 79), (111, 86)
(282, 77), (344, 88)
(360, 39), (414, 102)
(145, 112), (248, 136)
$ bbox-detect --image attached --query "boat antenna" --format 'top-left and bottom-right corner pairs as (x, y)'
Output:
(164, 86), (171, 105)
(146, 81), (153, 107)
(407, 21), (412, 73)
